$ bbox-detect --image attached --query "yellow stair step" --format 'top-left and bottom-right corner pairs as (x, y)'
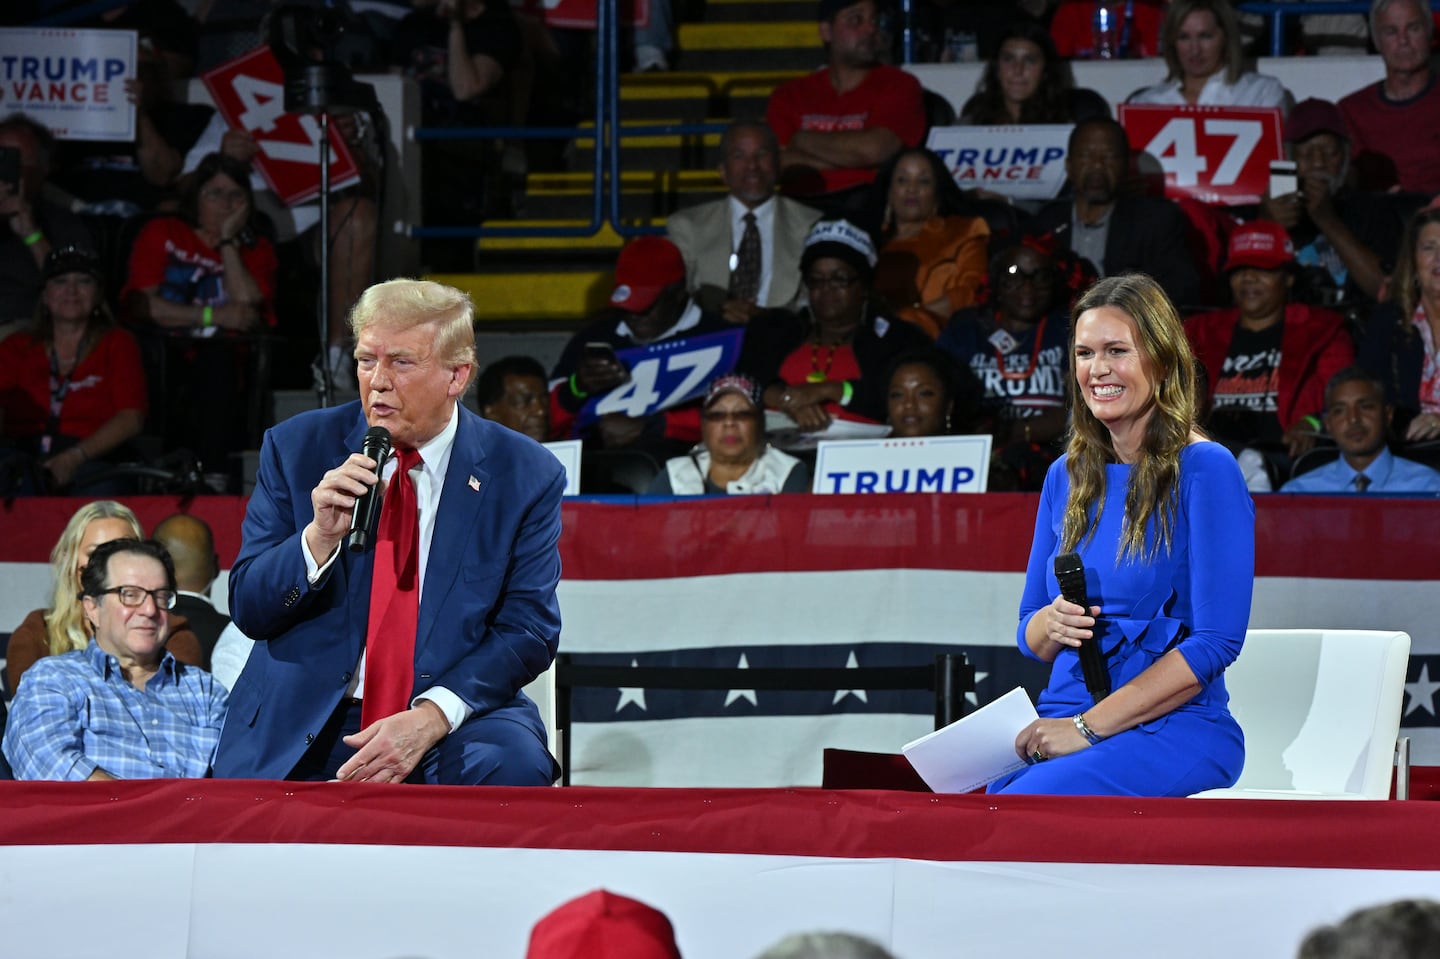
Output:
(474, 221), (660, 252)
(677, 21), (819, 50)
(619, 70), (804, 100)
(431, 271), (612, 322)
(527, 170), (724, 192)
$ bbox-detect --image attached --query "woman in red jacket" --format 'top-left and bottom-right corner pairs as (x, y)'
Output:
(1184, 220), (1355, 489)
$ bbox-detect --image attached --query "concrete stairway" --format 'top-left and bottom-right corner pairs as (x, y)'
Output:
(454, 0), (821, 331)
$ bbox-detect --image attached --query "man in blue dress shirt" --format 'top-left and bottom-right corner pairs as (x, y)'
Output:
(1282, 367), (1440, 494)
(2, 539), (228, 781)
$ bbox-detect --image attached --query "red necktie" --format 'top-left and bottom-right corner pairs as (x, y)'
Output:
(362, 446), (421, 727)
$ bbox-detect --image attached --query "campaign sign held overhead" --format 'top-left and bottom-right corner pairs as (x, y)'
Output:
(813, 434), (993, 494)
(0, 28), (136, 141)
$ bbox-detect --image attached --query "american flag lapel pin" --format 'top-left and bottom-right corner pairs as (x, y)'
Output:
(468, 475), (481, 492)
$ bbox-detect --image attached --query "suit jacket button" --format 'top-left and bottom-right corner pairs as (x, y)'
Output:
(305, 733), (315, 745)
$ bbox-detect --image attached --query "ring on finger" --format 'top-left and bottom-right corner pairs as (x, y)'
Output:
(1031, 749), (1047, 763)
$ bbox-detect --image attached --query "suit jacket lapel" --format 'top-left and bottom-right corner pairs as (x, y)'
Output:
(415, 409), (490, 654)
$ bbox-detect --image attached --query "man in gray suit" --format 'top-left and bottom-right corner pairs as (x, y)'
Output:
(666, 121), (821, 326)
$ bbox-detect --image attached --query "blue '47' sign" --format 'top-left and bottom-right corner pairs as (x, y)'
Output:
(577, 327), (744, 427)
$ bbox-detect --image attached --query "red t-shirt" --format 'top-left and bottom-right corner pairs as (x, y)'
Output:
(121, 216), (279, 327)
(0, 326), (148, 441)
(766, 65), (926, 195)
(1338, 77), (1440, 194)
(778, 341), (875, 423)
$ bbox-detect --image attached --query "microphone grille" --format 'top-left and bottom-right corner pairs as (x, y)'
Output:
(362, 425), (392, 454)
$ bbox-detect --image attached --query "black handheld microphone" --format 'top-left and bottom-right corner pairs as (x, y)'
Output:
(1054, 551), (1110, 702)
(346, 426), (392, 553)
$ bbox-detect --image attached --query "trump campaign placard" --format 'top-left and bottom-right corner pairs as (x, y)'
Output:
(543, 439), (583, 496)
(577, 327), (744, 428)
(0, 28), (135, 141)
(1118, 103), (1284, 206)
(202, 47), (360, 207)
(812, 434), (993, 494)
(519, 0), (650, 29)
(926, 125), (1071, 201)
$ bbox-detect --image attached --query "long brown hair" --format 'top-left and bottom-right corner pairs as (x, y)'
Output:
(1061, 274), (1204, 562)
(1393, 207), (1440, 324)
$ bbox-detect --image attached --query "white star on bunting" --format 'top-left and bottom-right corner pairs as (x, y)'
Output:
(614, 659), (647, 713)
(833, 651), (869, 705)
(1405, 663), (1440, 718)
(724, 653), (757, 707)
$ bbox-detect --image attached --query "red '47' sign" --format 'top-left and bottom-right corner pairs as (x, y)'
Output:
(1118, 103), (1283, 206)
(202, 47), (360, 207)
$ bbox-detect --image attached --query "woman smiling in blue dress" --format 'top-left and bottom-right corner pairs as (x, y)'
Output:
(990, 272), (1254, 797)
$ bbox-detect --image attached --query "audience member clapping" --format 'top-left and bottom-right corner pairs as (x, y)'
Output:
(960, 20), (1110, 125)
(476, 355), (551, 443)
(1281, 367), (1440, 493)
(1186, 220), (1355, 489)
(937, 238), (1086, 489)
(869, 147), (989, 338)
(647, 373), (810, 494)
(1258, 98), (1411, 309)
(0, 247), (146, 494)
(741, 219), (931, 433)
(2, 538), (227, 781)
(1358, 206), (1440, 443)
(1127, 0), (1290, 111)
(525, 889), (682, 959)
(5, 500), (204, 698)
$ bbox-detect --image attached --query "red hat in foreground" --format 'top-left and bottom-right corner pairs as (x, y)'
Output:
(525, 889), (682, 959)
(610, 236), (687, 312)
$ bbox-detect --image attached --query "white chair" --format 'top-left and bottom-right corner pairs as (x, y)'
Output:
(521, 666), (560, 785)
(1191, 628), (1411, 800)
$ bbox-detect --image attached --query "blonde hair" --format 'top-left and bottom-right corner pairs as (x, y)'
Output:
(1161, 0), (1244, 85)
(349, 278), (478, 391)
(1062, 274), (1204, 563)
(44, 500), (142, 656)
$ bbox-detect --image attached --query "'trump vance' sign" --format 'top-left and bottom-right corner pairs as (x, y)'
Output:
(926, 125), (1071, 201)
(0, 29), (136, 140)
(812, 435), (993, 494)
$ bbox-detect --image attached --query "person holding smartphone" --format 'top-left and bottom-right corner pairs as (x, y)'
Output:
(548, 236), (733, 461)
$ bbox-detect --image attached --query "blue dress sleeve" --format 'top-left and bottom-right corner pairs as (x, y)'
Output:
(1015, 456), (1068, 659)
(1173, 443), (1255, 686)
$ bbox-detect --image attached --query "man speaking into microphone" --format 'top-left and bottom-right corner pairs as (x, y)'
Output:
(214, 279), (564, 785)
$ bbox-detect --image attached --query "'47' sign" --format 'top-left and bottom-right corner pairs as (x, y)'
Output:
(576, 327), (744, 427)
(1118, 104), (1283, 206)
(202, 47), (360, 207)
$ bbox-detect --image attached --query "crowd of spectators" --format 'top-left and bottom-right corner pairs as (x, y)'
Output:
(4, 0), (1440, 499)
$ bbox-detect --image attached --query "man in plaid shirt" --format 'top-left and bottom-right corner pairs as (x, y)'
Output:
(2, 539), (227, 781)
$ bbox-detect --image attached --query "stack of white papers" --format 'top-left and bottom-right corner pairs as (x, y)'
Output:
(901, 687), (1039, 793)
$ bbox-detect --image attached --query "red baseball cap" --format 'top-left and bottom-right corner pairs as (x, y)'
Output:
(1226, 220), (1295, 272)
(525, 889), (682, 959)
(610, 236), (687, 312)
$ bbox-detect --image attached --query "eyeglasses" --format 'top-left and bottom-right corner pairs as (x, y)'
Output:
(703, 410), (760, 424)
(804, 272), (860, 292)
(90, 585), (178, 610)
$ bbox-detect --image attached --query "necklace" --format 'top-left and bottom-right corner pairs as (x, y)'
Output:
(807, 341), (838, 383)
(989, 315), (1047, 382)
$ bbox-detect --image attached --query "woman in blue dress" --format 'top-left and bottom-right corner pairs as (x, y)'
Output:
(989, 272), (1254, 797)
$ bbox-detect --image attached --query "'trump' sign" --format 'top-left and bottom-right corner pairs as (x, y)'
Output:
(813, 435), (993, 494)
(926, 125), (1071, 200)
(0, 29), (135, 141)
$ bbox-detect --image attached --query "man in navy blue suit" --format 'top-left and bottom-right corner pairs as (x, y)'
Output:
(213, 279), (564, 785)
